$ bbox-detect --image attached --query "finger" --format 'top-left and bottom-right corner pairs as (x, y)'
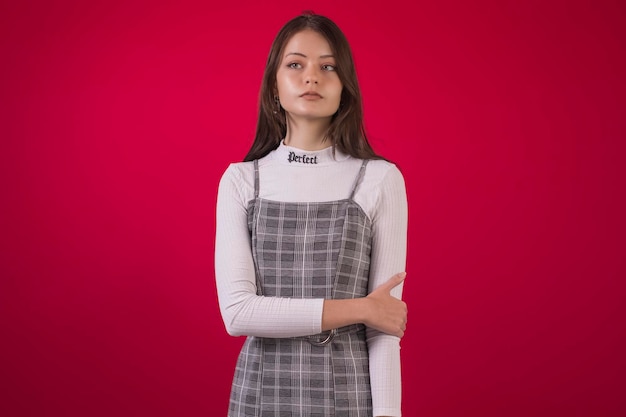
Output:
(380, 272), (406, 291)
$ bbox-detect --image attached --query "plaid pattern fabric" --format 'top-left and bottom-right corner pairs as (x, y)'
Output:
(228, 160), (373, 417)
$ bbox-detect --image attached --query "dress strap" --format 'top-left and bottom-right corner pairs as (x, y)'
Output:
(253, 159), (260, 199)
(348, 160), (369, 200)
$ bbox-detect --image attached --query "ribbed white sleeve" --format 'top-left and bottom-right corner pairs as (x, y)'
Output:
(366, 166), (408, 417)
(214, 142), (408, 416)
(215, 165), (324, 337)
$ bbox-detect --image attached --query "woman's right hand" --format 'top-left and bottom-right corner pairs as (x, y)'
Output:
(364, 272), (407, 337)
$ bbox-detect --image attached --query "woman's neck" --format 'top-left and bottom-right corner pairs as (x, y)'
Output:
(283, 115), (332, 151)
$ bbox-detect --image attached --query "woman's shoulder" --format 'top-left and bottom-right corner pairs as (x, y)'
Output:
(217, 161), (256, 203)
(222, 150), (280, 176)
(350, 158), (406, 220)
(363, 158), (405, 186)
(365, 158), (398, 169)
(222, 160), (255, 179)
(218, 152), (278, 196)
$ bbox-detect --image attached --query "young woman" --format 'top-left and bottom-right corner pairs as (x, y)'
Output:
(215, 12), (408, 417)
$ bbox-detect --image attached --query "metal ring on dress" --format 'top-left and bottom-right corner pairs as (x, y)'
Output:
(307, 328), (337, 346)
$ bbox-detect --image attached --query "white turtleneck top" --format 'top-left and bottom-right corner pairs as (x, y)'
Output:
(215, 141), (408, 417)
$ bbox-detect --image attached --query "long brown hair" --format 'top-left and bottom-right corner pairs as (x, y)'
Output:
(243, 12), (382, 162)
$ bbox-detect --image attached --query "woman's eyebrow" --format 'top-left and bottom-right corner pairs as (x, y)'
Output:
(285, 52), (335, 59)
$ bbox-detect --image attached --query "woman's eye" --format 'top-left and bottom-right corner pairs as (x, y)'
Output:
(288, 62), (302, 69)
(322, 64), (336, 71)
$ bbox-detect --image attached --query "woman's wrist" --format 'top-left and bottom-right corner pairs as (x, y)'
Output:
(321, 297), (371, 331)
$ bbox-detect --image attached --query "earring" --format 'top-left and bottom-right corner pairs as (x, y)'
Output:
(273, 96), (281, 115)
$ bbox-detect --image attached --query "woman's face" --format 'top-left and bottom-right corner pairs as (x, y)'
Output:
(275, 29), (343, 122)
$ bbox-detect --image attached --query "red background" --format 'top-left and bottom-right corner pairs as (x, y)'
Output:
(1, 0), (625, 416)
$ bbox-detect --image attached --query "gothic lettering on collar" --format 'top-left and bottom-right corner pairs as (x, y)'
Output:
(287, 151), (318, 164)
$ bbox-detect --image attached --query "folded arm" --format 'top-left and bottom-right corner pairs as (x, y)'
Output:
(215, 165), (407, 340)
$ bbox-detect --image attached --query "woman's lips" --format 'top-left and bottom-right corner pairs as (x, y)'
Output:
(300, 91), (322, 99)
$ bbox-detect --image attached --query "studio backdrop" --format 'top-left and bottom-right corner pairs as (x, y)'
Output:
(1, 0), (625, 416)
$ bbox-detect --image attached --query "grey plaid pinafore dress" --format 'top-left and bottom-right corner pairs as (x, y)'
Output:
(228, 159), (373, 417)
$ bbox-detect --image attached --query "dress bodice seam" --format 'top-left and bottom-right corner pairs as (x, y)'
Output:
(246, 197), (372, 225)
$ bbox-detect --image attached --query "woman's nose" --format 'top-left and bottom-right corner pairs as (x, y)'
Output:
(304, 67), (319, 84)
